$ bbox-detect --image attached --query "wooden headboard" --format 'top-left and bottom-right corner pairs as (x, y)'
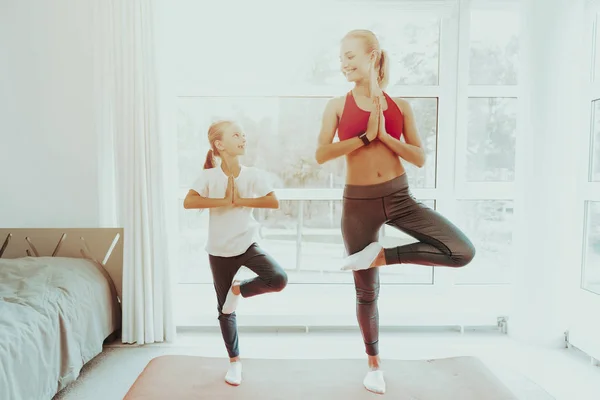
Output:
(0, 228), (124, 300)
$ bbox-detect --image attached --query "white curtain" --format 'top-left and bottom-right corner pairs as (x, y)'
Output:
(92, 0), (175, 344)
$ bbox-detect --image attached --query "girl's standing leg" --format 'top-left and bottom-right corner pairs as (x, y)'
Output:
(211, 244), (287, 353)
(209, 254), (243, 359)
(208, 254), (243, 386)
(208, 243), (287, 387)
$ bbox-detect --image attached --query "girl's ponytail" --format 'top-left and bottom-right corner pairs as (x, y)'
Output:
(204, 149), (216, 169)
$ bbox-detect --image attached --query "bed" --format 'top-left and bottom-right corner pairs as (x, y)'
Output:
(0, 228), (123, 400)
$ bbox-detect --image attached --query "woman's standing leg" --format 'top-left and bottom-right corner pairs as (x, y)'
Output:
(341, 195), (387, 393)
(208, 254), (243, 385)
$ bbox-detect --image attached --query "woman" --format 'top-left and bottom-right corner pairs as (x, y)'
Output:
(315, 29), (476, 395)
(184, 120), (288, 386)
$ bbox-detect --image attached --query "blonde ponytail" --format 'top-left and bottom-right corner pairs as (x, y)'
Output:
(378, 49), (390, 89)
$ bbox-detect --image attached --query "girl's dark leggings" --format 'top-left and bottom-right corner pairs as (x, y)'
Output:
(209, 243), (288, 358)
(342, 173), (476, 356)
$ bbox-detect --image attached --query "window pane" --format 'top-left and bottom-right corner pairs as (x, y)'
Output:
(591, 100), (600, 181)
(375, 16), (441, 86)
(380, 200), (436, 284)
(275, 98), (345, 188)
(583, 202), (600, 295)
(466, 97), (517, 182)
(177, 97), (438, 190)
(303, 15), (440, 87)
(469, 10), (519, 85)
(178, 199), (211, 284)
(295, 200), (346, 283)
(453, 200), (515, 284)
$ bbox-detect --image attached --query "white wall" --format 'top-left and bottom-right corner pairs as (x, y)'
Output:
(0, 1), (99, 227)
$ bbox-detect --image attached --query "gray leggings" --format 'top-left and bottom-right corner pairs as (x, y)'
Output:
(341, 174), (476, 356)
(209, 243), (288, 358)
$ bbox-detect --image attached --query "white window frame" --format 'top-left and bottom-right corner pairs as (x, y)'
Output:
(166, 0), (520, 328)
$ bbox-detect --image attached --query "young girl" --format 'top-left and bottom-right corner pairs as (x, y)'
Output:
(183, 120), (288, 386)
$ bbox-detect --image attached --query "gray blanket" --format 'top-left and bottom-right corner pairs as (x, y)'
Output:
(0, 257), (121, 400)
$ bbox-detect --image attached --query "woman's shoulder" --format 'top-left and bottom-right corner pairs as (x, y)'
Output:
(325, 95), (347, 112)
(332, 94), (348, 104)
(388, 95), (411, 113)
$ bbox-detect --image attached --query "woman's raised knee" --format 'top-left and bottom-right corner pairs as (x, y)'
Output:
(452, 239), (476, 267)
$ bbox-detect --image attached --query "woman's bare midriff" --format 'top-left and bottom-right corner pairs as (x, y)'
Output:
(345, 141), (405, 185)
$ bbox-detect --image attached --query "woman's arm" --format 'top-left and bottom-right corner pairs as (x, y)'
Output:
(315, 98), (364, 164)
(379, 98), (426, 168)
(183, 189), (229, 209)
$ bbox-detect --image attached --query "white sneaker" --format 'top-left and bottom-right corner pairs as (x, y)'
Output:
(225, 361), (242, 386)
(363, 369), (386, 394)
(341, 242), (383, 271)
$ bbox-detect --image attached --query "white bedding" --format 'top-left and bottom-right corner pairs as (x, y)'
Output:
(0, 257), (121, 400)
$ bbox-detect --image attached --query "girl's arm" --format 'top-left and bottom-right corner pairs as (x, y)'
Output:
(235, 191), (279, 209)
(233, 169), (279, 209)
(183, 190), (229, 209)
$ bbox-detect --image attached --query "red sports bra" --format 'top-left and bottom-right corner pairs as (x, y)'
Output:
(337, 91), (404, 141)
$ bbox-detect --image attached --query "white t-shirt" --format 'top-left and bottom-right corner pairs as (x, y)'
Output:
(190, 165), (274, 257)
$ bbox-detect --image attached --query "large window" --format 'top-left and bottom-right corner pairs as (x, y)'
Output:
(166, 0), (522, 325)
(453, 2), (520, 285)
